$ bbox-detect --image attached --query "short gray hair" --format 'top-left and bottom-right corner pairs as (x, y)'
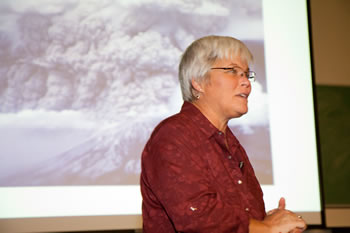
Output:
(178, 35), (253, 102)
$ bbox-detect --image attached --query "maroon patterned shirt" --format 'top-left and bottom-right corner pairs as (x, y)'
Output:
(140, 101), (266, 233)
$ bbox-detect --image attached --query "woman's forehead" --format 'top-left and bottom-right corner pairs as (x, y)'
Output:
(213, 56), (249, 69)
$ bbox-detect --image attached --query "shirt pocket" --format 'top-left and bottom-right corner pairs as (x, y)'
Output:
(186, 189), (218, 217)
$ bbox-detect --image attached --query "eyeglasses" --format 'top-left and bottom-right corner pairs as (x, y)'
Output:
(211, 66), (256, 82)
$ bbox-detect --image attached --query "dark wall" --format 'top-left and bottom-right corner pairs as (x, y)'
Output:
(315, 85), (350, 205)
(309, 0), (350, 208)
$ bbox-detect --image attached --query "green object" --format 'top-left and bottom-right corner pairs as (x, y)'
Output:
(316, 85), (350, 205)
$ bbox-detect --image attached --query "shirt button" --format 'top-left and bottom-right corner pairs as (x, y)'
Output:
(238, 180), (243, 184)
(245, 207), (250, 212)
(218, 132), (223, 135)
(227, 155), (232, 159)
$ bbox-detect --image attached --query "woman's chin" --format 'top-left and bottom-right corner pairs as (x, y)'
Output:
(229, 109), (248, 119)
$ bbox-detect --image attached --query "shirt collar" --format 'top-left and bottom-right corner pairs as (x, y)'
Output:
(180, 101), (221, 139)
(180, 101), (240, 146)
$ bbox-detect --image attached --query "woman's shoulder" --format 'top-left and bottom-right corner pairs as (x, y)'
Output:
(148, 111), (195, 144)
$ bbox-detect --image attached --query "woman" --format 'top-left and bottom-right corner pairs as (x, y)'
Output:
(140, 35), (306, 233)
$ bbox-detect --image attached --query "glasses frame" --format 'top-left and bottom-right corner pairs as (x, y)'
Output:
(211, 67), (256, 82)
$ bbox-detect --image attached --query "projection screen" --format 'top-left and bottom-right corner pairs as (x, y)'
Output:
(0, 0), (322, 232)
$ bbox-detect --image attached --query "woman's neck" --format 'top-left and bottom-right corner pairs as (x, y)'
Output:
(191, 100), (228, 132)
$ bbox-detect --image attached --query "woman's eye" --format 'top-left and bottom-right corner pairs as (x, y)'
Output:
(229, 68), (237, 73)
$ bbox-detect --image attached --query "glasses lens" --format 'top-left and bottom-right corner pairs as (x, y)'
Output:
(248, 71), (256, 81)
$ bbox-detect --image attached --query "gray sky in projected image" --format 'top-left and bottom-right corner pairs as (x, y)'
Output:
(0, 0), (271, 186)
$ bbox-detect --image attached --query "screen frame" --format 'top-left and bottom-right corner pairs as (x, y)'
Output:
(306, 0), (326, 227)
(0, 0), (324, 231)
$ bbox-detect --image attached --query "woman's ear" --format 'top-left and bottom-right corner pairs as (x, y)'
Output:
(191, 79), (204, 100)
(191, 79), (203, 93)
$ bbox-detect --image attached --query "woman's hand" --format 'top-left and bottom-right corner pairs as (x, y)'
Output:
(263, 197), (307, 233)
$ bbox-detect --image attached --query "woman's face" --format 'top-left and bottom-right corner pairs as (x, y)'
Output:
(201, 56), (252, 120)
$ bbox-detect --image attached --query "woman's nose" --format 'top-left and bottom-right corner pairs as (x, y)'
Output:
(240, 74), (251, 87)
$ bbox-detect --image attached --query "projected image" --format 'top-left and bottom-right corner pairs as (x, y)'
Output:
(0, 0), (272, 186)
